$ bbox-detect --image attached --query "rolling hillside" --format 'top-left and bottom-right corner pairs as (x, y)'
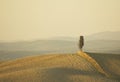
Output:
(0, 52), (120, 82)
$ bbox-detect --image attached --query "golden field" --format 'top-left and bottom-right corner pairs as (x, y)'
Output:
(0, 51), (120, 82)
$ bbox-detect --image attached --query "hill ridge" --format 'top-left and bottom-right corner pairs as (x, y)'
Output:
(77, 51), (109, 77)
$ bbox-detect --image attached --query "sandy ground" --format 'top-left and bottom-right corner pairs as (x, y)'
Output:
(0, 52), (120, 82)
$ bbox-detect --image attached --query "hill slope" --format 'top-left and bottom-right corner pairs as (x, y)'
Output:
(0, 52), (120, 82)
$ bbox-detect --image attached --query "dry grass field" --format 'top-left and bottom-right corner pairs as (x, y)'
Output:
(0, 51), (120, 82)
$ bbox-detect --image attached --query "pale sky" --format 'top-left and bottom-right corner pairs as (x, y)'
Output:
(0, 0), (120, 41)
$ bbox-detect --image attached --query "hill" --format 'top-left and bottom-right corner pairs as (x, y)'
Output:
(0, 31), (120, 61)
(0, 39), (120, 61)
(86, 31), (120, 40)
(0, 52), (120, 82)
(0, 40), (78, 61)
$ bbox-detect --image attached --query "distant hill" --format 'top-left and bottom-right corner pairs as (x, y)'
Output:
(0, 31), (120, 60)
(84, 40), (120, 54)
(49, 36), (77, 41)
(84, 31), (120, 53)
(50, 31), (120, 41)
(0, 40), (78, 60)
(0, 40), (78, 52)
(86, 31), (120, 41)
(0, 31), (120, 53)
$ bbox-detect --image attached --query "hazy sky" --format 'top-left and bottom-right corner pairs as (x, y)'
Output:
(0, 0), (120, 41)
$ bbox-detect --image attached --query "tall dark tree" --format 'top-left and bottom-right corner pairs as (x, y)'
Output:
(79, 36), (84, 51)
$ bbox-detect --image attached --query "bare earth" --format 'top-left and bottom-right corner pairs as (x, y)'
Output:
(0, 52), (120, 82)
